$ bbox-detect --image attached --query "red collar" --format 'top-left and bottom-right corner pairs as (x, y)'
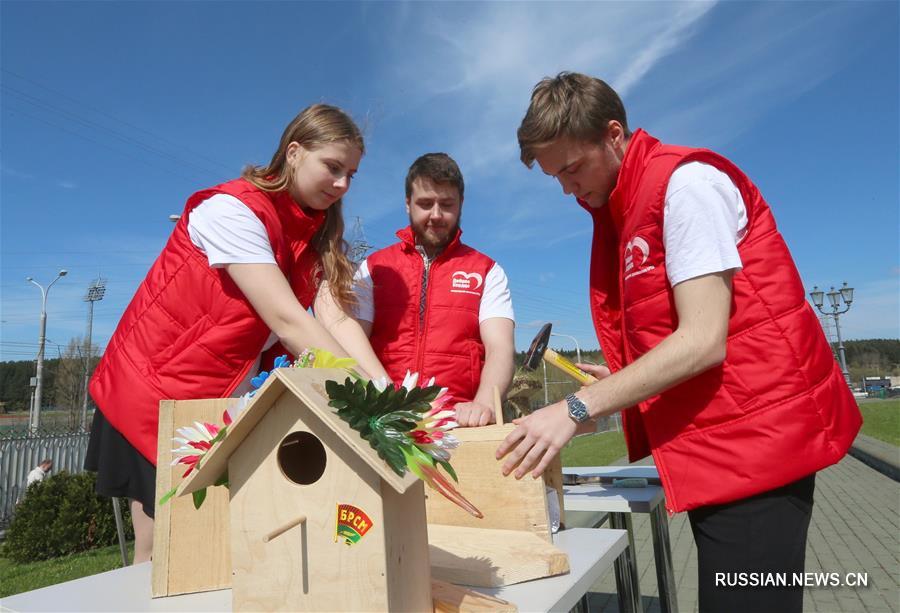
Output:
(272, 189), (326, 240)
(577, 129), (661, 230)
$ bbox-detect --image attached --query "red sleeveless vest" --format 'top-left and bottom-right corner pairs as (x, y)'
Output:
(367, 227), (495, 403)
(587, 130), (861, 512)
(89, 178), (324, 464)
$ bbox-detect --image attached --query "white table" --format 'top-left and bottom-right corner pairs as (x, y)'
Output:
(563, 466), (677, 613)
(1, 528), (627, 613)
(563, 465), (662, 484)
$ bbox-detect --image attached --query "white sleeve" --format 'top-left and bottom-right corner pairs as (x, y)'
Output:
(187, 194), (277, 268)
(352, 259), (374, 322)
(663, 162), (748, 287)
(479, 263), (515, 324)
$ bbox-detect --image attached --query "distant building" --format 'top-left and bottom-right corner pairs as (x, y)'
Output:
(863, 376), (892, 392)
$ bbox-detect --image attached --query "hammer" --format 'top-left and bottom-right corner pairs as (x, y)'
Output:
(523, 323), (598, 386)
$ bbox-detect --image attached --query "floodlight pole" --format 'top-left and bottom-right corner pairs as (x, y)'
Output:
(81, 278), (107, 430)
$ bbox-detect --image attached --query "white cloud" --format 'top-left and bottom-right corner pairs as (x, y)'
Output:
(378, 2), (716, 175)
(635, 2), (886, 148)
(1, 165), (34, 180)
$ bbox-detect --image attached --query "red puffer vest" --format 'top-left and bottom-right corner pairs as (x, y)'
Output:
(367, 227), (495, 403)
(89, 178), (324, 464)
(587, 130), (861, 513)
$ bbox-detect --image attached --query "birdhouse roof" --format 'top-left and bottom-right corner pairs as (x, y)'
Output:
(177, 368), (419, 497)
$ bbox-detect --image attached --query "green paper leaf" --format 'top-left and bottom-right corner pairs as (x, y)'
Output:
(209, 427), (228, 445)
(437, 459), (458, 483)
(214, 471), (229, 488)
(192, 488), (207, 509)
(158, 486), (178, 506)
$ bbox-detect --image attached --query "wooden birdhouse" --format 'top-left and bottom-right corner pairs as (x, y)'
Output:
(177, 367), (432, 612)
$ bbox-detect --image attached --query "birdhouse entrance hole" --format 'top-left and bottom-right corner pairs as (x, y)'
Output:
(277, 431), (327, 485)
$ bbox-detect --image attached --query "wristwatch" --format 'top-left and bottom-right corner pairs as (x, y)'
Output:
(565, 393), (590, 423)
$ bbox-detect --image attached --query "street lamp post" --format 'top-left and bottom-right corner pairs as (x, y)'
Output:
(81, 278), (107, 430)
(809, 282), (854, 387)
(550, 332), (583, 364)
(26, 269), (68, 431)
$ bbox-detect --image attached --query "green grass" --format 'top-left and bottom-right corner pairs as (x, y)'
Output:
(858, 399), (900, 446)
(0, 542), (134, 598)
(561, 430), (628, 466)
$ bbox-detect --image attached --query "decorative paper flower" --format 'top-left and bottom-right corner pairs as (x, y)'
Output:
(326, 374), (481, 518)
(159, 419), (228, 508)
(409, 389), (459, 462)
(308, 350), (357, 370)
(171, 421), (221, 476)
(250, 370), (270, 390)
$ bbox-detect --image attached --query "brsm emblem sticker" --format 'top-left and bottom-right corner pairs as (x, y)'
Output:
(335, 504), (373, 546)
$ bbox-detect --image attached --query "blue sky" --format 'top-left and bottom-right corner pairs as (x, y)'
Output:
(1, 1), (898, 362)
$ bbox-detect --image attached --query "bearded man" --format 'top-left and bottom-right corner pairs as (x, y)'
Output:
(316, 153), (515, 426)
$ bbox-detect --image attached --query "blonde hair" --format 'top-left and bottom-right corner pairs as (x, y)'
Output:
(242, 104), (363, 311)
(517, 72), (630, 168)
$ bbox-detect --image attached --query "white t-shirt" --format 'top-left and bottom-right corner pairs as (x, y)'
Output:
(663, 162), (748, 286)
(26, 467), (48, 487)
(352, 257), (515, 324)
(187, 193), (280, 394)
(188, 194), (277, 267)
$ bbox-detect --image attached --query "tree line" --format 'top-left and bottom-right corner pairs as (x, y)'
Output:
(2, 337), (897, 414)
(0, 337), (100, 415)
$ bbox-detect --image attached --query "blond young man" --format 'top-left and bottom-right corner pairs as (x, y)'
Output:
(497, 72), (860, 612)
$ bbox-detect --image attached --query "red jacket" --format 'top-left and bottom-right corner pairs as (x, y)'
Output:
(367, 227), (495, 403)
(587, 130), (861, 512)
(89, 179), (324, 464)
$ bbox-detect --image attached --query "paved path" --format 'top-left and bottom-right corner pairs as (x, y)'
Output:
(579, 453), (899, 612)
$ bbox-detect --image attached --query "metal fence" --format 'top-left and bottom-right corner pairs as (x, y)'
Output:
(0, 428), (90, 528)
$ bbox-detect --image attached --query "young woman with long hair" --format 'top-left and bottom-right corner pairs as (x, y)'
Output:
(85, 104), (388, 563)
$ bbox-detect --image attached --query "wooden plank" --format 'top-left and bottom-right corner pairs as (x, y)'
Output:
(431, 579), (517, 613)
(429, 525), (569, 588)
(382, 481), (433, 612)
(152, 398), (233, 597)
(451, 423), (518, 442)
(542, 455), (565, 529)
(492, 386), (503, 425)
(425, 425), (552, 540)
(150, 400), (175, 597)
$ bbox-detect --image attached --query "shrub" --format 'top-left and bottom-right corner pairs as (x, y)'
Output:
(2, 472), (134, 563)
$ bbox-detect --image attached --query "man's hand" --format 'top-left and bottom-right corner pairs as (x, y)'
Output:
(576, 362), (611, 380)
(495, 401), (577, 479)
(455, 401), (496, 427)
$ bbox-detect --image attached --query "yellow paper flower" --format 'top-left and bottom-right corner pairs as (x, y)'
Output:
(310, 348), (357, 370)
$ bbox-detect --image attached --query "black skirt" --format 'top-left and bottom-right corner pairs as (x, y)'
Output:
(84, 409), (157, 519)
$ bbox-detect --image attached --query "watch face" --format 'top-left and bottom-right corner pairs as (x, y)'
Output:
(567, 394), (589, 423)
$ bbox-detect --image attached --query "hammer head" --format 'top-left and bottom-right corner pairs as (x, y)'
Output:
(523, 323), (552, 371)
